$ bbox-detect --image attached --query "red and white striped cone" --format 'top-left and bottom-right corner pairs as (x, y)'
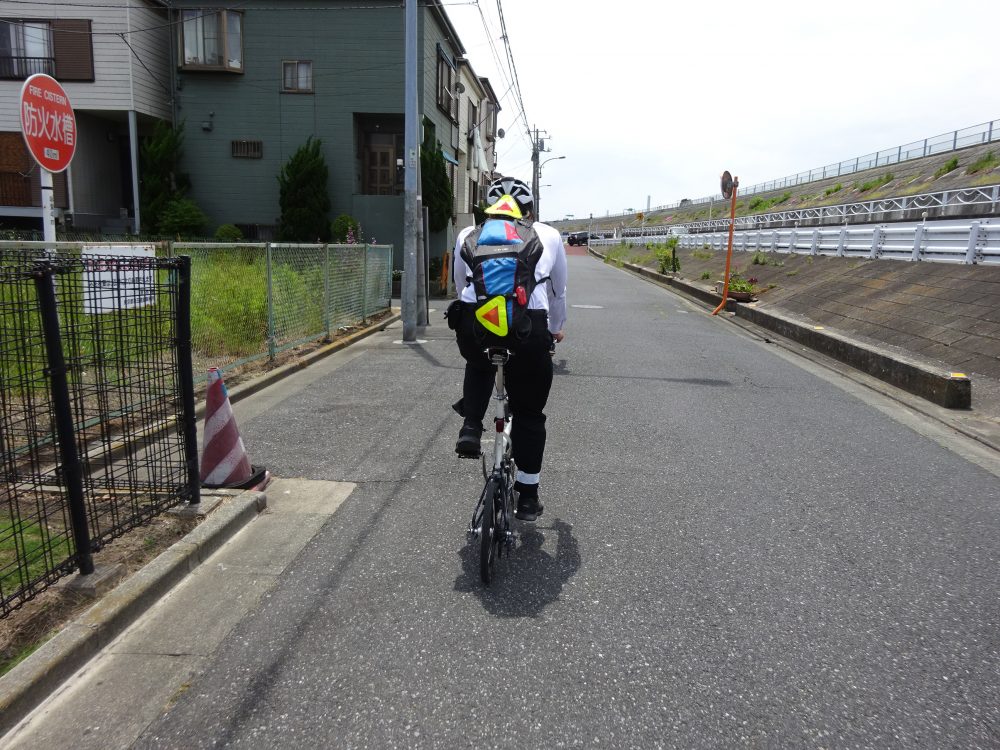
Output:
(200, 368), (270, 490)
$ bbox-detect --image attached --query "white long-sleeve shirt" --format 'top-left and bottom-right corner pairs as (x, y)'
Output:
(453, 220), (568, 334)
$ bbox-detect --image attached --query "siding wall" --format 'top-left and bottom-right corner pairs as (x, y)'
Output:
(175, 0), (464, 256)
(0, 0), (171, 127)
(174, 1), (406, 232)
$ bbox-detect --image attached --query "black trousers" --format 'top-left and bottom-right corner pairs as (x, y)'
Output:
(456, 303), (554, 478)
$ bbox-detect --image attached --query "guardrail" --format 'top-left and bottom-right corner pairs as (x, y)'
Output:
(597, 117), (1000, 221)
(620, 184), (1000, 236)
(591, 218), (1000, 265)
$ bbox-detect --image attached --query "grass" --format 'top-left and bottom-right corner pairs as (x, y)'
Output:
(691, 250), (714, 260)
(751, 251), (783, 267)
(746, 191), (792, 213)
(824, 183), (843, 196)
(966, 150), (998, 174)
(700, 271), (711, 280)
(856, 173), (894, 192)
(934, 158), (959, 179)
(1, 514), (73, 596)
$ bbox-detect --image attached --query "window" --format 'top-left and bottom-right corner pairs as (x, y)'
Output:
(181, 10), (242, 71)
(467, 100), (477, 143)
(469, 178), (479, 214)
(0, 19), (94, 81)
(282, 61), (312, 93)
(231, 140), (263, 159)
(436, 45), (457, 122)
(482, 100), (497, 141)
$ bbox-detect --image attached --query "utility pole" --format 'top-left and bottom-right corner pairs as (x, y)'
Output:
(402, 0), (419, 341)
(531, 125), (540, 218)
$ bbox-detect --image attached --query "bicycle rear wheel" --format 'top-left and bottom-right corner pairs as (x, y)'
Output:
(479, 478), (500, 585)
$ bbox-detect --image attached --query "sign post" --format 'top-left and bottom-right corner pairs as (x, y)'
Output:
(711, 170), (740, 316)
(20, 73), (77, 242)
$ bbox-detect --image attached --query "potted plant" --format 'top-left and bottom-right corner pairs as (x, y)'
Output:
(716, 272), (757, 302)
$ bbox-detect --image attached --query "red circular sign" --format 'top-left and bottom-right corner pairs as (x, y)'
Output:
(20, 74), (77, 173)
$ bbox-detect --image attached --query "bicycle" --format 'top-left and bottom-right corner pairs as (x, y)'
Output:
(466, 347), (517, 585)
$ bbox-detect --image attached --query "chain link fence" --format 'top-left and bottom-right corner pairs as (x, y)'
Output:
(172, 243), (393, 381)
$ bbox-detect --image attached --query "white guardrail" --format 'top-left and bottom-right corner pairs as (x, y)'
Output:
(621, 185), (1000, 237)
(590, 218), (1000, 265)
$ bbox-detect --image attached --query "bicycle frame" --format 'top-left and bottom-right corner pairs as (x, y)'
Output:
(469, 348), (516, 583)
(486, 350), (513, 479)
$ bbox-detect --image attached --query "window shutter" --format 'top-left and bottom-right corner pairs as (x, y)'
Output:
(52, 19), (94, 82)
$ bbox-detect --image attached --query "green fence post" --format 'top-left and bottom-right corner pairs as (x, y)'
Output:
(362, 244), (369, 322)
(323, 243), (331, 342)
(266, 242), (276, 361)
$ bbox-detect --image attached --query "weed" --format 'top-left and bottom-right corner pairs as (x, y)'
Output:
(966, 150), (998, 174)
(857, 173), (894, 192)
(785, 269), (799, 276)
(824, 183), (842, 196)
(692, 250), (714, 260)
(747, 191), (792, 213)
(700, 271), (711, 280)
(934, 158), (959, 178)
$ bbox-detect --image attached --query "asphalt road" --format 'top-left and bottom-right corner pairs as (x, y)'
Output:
(126, 252), (998, 747)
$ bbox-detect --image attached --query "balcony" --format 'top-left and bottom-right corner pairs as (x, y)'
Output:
(0, 55), (56, 80)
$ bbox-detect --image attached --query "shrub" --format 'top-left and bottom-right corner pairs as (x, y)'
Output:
(934, 158), (959, 179)
(654, 237), (680, 274)
(158, 198), (208, 238)
(277, 137), (331, 242)
(214, 224), (243, 242)
(139, 120), (191, 234)
(331, 214), (360, 243)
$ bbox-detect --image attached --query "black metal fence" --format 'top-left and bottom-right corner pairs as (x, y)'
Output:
(1, 250), (199, 618)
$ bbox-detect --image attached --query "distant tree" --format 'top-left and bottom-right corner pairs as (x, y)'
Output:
(421, 135), (454, 232)
(139, 121), (191, 234)
(277, 137), (331, 242)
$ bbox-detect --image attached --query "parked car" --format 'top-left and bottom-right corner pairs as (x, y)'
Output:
(567, 231), (589, 246)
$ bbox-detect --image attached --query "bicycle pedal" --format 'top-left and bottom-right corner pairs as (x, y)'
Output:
(457, 451), (482, 460)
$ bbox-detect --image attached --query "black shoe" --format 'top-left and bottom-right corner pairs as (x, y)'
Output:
(455, 420), (482, 456)
(515, 493), (544, 522)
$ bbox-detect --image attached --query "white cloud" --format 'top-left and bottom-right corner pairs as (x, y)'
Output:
(445, 0), (999, 221)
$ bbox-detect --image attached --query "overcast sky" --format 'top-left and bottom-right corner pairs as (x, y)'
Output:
(444, 0), (1000, 222)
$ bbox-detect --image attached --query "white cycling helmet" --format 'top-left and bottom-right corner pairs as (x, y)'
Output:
(486, 176), (534, 215)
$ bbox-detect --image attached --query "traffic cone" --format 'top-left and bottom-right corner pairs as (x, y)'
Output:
(200, 367), (270, 490)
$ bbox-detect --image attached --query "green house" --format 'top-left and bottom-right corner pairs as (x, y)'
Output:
(166, 0), (491, 268)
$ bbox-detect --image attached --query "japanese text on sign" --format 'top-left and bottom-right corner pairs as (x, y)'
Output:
(82, 246), (157, 314)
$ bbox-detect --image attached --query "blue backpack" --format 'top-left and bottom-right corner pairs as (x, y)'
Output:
(460, 219), (546, 342)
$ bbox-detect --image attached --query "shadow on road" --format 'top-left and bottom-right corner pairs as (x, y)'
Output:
(454, 518), (581, 617)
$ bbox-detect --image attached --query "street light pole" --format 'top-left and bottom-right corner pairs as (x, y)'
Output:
(536, 155), (565, 222)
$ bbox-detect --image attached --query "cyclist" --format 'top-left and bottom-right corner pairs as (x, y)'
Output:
(450, 176), (567, 521)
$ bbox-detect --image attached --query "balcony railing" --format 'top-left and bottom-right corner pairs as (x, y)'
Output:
(0, 55), (55, 79)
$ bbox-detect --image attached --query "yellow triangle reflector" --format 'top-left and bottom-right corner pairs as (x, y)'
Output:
(484, 194), (523, 219)
(475, 296), (508, 336)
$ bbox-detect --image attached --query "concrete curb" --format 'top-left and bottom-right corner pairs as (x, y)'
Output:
(0, 489), (267, 738)
(588, 247), (972, 409)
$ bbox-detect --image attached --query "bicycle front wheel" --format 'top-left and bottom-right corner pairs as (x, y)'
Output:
(479, 478), (500, 585)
